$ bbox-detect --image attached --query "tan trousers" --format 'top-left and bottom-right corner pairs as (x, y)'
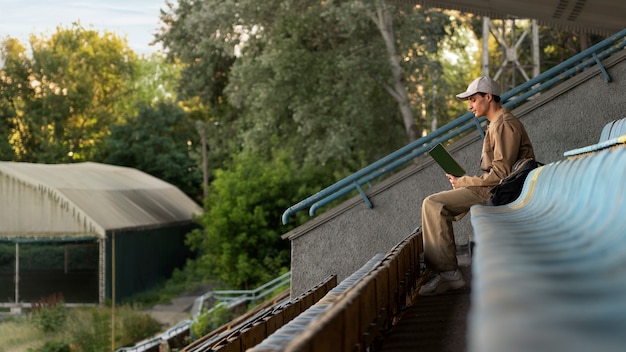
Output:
(422, 187), (487, 272)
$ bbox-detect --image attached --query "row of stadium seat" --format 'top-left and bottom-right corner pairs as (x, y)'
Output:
(249, 229), (424, 352)
(468, 118), (626, 352)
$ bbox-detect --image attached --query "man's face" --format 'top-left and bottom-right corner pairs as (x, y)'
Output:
(467, 93), (489, 118)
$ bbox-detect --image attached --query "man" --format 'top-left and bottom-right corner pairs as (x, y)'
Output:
(418, 76), (535, 296)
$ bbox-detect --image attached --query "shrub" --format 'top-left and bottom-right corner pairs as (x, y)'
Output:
(119, 310), (162, 346)
(190, 303), (232, 340)
(71, 308), (110, 352)
(30, 293), (67, 333)
(30, 341), (71, 352)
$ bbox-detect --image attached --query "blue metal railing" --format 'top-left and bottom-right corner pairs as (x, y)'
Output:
(282, 28), (626, 224)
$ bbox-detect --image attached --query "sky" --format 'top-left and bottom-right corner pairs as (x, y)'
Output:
(0, 0), (168, 55)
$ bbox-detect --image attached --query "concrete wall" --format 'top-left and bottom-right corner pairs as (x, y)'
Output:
(284, 50), (626, 297)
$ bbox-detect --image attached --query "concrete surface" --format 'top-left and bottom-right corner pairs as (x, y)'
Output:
(147, 293), (196, 327)
(284, 50), (626, 298)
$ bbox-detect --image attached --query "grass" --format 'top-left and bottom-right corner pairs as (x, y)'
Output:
(0, 316), (60, 352)
(0, 261), (253, 351)
(0, 304), (162, 352)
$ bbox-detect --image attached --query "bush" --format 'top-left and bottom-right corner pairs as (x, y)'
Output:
(190, 303), (232, 340)
(69, 304), (162, 351)
(71, 308), (110, 352)
(30, 293), (67, 333)
(5, 303), (166, 352)
(30, 341), (71, 352)
(119, 309), (162, 346)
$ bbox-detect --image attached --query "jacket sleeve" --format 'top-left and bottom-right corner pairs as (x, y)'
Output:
(456, 120), (522, 188)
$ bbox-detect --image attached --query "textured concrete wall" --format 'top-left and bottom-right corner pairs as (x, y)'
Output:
(284, 51), (626, 297)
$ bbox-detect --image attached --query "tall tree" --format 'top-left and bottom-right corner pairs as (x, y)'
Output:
(99, 102), (202, 201)
(157, 0), (456, 168)
(128, 53), (182, 107)
(156, 0), (461, 289)
(0, 38), (29, 160)
(0, 24), (136, 162)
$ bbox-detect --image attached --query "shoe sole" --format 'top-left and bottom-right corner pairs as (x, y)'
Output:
(419, 279), (466, 296)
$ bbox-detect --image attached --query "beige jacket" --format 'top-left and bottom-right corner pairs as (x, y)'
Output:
(456, 108), (535, 199)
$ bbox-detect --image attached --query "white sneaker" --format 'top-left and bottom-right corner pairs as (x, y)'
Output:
(418, 269), (465, 296)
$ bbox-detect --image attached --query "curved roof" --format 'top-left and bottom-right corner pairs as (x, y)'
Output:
(0, 161), (203, 240)
(394, 0), (625, 35)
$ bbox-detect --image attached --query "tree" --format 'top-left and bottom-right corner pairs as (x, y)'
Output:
(99, 102), (202, 201)
(540, 29), (606, 70)
(0, 38), (28, 160)
(186, 150), (338, 288)
(128, 53), (182, 107)
(156, 0), (464, 289)
(157, 0), (457, 168)
(467, 18), (608, 89)
(0, 24), (137, 162)
(425, 12), (481, 132)
(157, 0), (237, 106)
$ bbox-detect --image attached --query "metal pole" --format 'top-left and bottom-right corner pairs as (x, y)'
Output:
(431, 81), (438, 131)
(15, 243), (19, 305)
(111, 232), (115, 352)
(201, 124), (208, 199)
(99, 239), (105, 305)
(64, 245), (69, 274)
(196, 121), (209, 199)
(532, 20), (540, 78)
(482, 17), (490, 76)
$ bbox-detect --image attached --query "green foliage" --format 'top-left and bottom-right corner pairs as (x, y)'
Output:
(157, 0), (461, 171)
(540, 29), (606, 70)
(31, 306), (67, 333)
(7, 242), (98, 271)
(157, 0), (237, 105)
(156, 2), (466, 290)
(227, 1), (417, 166)
(30, 295), (67, 333)
(0, 304), (165, 352)
(190, 303), (232, 340)
(30, 341), (71, 352)
(187, 150), (337, 288)
(0, 242), (14, 268)
(466, 19), (608, 94)
(70, 308), (111, 352)
(123, 267), (211, 308)
(119, 309), (162, 347)
(0, 38), (27, 160)
(58, 305), (161, 351)
(0, 24), (137, 163)
(0, 316), (57, 351)
(99, 101), (202, 200)
(129, 54), (181, 106)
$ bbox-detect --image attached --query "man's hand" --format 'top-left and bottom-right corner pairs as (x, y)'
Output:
(446, 174), (459, 189)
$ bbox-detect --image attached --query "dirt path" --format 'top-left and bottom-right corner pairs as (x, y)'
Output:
(145, 284), (214, 328)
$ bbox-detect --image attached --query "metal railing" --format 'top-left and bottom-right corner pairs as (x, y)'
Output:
(190, 271), (291, 318)
(281, 27), (626, 224)
(116, 271), (291, 352)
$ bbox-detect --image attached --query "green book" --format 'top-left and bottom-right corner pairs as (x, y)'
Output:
(428, 143), (466, 177)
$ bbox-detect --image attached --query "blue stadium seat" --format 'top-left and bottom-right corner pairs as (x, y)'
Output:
(599, 117), (626, 142)
(565, 117), (626, 157)
(468, 145), (626, 352)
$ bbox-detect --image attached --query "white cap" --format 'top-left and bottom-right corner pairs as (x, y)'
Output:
(456, 76), (501, 100)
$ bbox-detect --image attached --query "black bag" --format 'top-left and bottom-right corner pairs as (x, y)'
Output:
(487, 158), (543, 206)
